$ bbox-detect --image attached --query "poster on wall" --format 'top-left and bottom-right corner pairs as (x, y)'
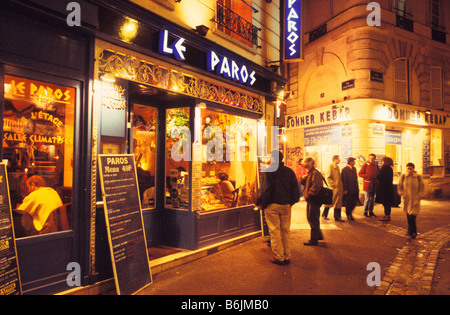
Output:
(0, 164), (22, 295)
(98, 154), (152, 295)
(304, 124), (340, 147)
(445, 142), (450, 175)
(423, 140), (431, 176)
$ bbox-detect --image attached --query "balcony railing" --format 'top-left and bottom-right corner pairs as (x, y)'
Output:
(215, 2), (261, 47)
(396, 14), (414, 32)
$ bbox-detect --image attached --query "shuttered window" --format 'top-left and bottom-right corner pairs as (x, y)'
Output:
(394, 58), (409, 103)
(430, 66), (443, 109)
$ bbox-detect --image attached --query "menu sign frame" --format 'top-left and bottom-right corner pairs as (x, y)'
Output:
(0, 163), (22, 295)
(98, 154), (152, 295)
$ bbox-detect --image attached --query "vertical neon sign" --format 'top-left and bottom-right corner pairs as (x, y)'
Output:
(284, 0), (303, 62)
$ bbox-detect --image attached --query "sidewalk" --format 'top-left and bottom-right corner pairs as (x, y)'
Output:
(67, 199), (450, 295)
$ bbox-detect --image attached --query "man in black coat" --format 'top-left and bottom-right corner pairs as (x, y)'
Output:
(341, 157), (359, 221)
(256, 150), (300, 265)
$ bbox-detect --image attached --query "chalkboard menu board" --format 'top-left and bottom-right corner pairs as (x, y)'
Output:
(0, 163), (21, 295)
(98, 155), (152, 295)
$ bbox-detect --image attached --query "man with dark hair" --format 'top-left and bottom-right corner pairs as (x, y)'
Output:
(358, 153), (379, 217)
(341, 157), (359, 221)
(256, 150), (300, 265)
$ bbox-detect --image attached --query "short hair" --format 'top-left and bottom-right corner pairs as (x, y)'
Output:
(347, 157), (356, 164)
(369, 153), (376, 159)
(382, 156), (394, 167)
(406, 162), (415, 169)
(332, 155), (340, 161)
(304, 157), (315, 166)
(27, 175), (46, 188)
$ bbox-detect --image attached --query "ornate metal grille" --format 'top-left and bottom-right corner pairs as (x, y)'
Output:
(215, 2), (260, 47)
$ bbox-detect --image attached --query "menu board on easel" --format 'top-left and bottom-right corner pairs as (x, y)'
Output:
(0, 163), (22, 295)
(98, 154), (152, 295)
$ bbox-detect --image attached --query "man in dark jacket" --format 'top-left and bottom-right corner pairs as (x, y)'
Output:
(256, 150), (300, 265)
(341, 157), (359, 221)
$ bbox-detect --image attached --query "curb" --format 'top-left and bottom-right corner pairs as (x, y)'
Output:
(61, 231), (261, 295)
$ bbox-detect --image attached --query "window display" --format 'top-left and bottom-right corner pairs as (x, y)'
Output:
(3, 75), (75, 237)
(133, 105), (158, 209)
(165, 108), (190, 209)
(199, 108), (258, 212)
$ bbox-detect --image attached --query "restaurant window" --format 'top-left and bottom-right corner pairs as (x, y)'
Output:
(3, 75), (74, 238)
(133, 105), (158, 209)
(430, 67), (443, 109)
(198, 108), (257, 212)
(394, 58), (410, 104)
(430, 128), (442, 167)
(165, 107), (190, 210)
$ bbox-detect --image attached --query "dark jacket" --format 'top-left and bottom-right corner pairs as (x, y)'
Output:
(256, 161), (300, 210)
(300, 167), (323, 202)
(375, 165), (394, 205)
(341, 165), (359, 207)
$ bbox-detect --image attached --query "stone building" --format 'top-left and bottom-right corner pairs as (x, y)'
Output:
(284, 0), (450, 196)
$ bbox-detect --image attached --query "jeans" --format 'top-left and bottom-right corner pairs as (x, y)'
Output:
(364, 191), (376, 214)
(407, 214), (417, 237)
(265, 203), (292, 261)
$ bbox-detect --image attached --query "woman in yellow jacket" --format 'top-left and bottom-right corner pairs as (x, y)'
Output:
(397, 163), (425, 239)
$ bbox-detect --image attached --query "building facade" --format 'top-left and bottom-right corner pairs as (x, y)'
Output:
(284, 0), (450, 196)
(0, 0), (285, 294)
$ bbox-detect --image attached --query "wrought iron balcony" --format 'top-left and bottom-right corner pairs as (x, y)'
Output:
(396, 14), (414, 32)
(215, 2), (261, 47)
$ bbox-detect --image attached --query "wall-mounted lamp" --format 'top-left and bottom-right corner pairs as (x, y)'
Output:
(425, 109), (432, 114)
(391, 104), (397, 109)
(175, 0), (182, 2)
(194, 25), (209, 37)
(266, 60), (281, 72)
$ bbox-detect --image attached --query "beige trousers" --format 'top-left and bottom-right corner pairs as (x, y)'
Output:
(265, 203), (292, 261)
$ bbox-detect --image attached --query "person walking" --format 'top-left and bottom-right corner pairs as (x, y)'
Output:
(300, 157), (324, 246)
(376, 157), (395, 221)
(256, 150), (300, 265)
(397, 163), (425, 239)
(341, 157), (359, 221)
(358, 153), (379, 217)
(322, 155), (344, 222)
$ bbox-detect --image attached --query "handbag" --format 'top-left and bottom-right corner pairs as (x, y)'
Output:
(309, 174), (333, 205)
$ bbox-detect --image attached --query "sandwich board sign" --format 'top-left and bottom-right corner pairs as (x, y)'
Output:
(98, 154), (152, 295)
(0, 163), (22, 295)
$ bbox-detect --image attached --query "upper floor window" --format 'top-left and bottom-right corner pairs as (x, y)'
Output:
(394, 58), (410, 104)
(429, 0), (441, 27)
(393, 0), (410, 17)
(430, 66), (443, 109)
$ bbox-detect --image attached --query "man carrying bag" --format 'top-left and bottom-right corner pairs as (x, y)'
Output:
(300, 157), (326, 246)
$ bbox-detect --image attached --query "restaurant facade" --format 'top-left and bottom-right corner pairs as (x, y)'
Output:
(0, 0), (286, 294)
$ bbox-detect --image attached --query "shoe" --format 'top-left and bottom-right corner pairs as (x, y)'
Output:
(303, 240), (319, 246)
(369, 213), (377, 217)
(322, 215), (329, 220)
(364, 212), (369, 217)
(335, 218), (345, 222)
(284, 259), (291, 265)
(379, 215), (390, 221)
(270, 259), (286, 265)
(347, 215), (355, 221)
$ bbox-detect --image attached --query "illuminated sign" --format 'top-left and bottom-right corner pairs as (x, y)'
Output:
(207, 51), (256, 86)
(159, 29), (186, 61)
(157, 30), (256, 86)
(284, 0), (303, 62)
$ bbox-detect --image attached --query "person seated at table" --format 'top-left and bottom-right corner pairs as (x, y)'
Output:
(17, 175), (63, 233)
(217, 171), (235, 207)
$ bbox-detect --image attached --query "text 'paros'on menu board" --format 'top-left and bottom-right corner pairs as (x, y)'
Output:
(98, 155), (152, 295)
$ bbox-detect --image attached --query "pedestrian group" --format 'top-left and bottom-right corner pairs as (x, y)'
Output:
(257, 151), (425, 265)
